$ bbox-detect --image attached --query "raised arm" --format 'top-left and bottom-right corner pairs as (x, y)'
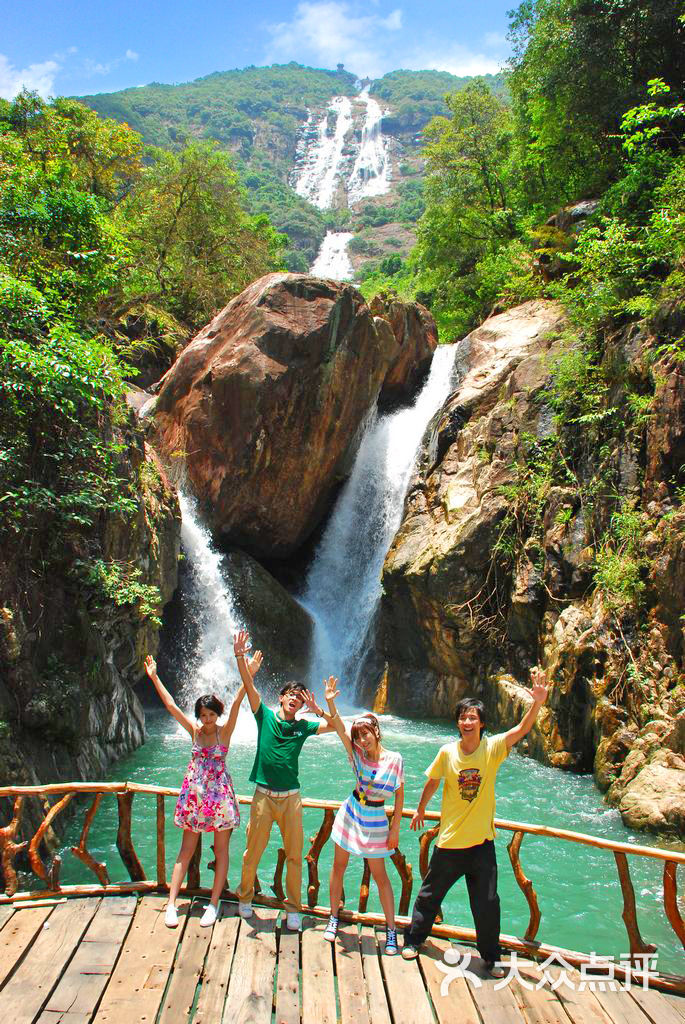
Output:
(233, 630), (261, 713)
(504, 666), (549, 750)
(323, 677), (353, 754)
(221, 649), (263, 744)
(410, 777), (441, 831)
(144, 655), (195, 736)
(301, 681), (339, 735)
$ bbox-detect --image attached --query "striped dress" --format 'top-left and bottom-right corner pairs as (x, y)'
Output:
(331, 744), (404, 859)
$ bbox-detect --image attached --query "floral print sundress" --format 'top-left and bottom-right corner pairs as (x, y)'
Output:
(174, 731), (240, 833)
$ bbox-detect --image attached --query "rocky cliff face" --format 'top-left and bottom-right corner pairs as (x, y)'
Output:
(0, 438), (181, 804)
(151, 273), (437, 560)
(374, 299), (685, 839)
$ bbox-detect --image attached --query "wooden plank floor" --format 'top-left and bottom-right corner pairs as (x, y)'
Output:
(0, 895), (681, 1024)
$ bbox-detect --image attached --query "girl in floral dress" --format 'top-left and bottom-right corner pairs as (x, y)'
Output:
(323, 679), (404, 955)
(144, 649), (262, 928)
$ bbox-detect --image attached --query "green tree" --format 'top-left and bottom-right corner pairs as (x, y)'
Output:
(507, 0), (685, 208)
(0, 90), (142, 199)
(114, 142), (285, 330)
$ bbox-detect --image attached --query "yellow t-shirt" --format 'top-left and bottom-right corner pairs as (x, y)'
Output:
(426, 734), (509, 849)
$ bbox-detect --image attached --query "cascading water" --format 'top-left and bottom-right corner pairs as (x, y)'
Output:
(296, 86), (392, 280)
(310, 230), (354, 280)
(294, 96), (353, 210)
(176, 491), (255, 739)
(302, 345), (458, 690)
(347, 86), (391, 203)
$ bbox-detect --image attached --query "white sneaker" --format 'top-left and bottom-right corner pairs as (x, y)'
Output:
(164, 903), (178, 928)
(286, 912), (301, 931)
(238, 902), (253, 919)
(200, 904), (217, 927)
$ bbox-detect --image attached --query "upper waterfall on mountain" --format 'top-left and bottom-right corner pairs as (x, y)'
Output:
(293, 84), (392, 280)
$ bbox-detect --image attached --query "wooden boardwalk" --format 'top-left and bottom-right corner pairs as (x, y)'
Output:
(0, 895), (683, 1024)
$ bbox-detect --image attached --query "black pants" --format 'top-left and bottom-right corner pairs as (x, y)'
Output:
(404, 840), (501, 962)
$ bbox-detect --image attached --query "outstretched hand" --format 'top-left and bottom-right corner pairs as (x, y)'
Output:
(301, 688), (323, 716)
(410, 811), (425, 831)
(233, 629), (252, 658)
(530, 665), (549, 704)
(144, 655), (157, 679)
(247, 650), (263, 677)
(324, 676), (340, 703)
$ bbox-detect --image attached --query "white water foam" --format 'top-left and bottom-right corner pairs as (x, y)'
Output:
(348, 87), (391, 204)
(177, 491), (255, 744)
(302, 345), (458, 691)
(294, 96), (353, 210)
(310, 230), (354, 280)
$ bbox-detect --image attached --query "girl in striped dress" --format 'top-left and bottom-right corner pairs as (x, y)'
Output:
(323, 678), (404, 954)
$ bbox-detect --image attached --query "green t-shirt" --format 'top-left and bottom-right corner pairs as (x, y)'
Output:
(249, 703), (320, 791)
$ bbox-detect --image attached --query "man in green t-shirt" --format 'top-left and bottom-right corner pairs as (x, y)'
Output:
(402, 668), (549, 974)
(233, 629), (338, 930)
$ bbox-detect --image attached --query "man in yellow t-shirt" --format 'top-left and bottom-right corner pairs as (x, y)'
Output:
(402, 668), (549, 974)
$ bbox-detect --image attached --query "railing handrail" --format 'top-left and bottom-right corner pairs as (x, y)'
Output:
(1, 780), (684, 865)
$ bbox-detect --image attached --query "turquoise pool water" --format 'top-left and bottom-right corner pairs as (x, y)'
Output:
(59, 706), (684, 975)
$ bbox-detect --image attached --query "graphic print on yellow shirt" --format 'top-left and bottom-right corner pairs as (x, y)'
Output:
(426, 733), (508, 849)
(458, 767), (482, 802)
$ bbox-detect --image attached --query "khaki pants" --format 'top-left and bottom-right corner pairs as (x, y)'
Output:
(238, 789), (303, 913)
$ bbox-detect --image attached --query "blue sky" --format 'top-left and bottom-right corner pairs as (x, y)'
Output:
(0, 1), (514, 100)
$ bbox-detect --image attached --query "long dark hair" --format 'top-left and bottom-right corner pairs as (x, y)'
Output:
(194, 694), (225, 718)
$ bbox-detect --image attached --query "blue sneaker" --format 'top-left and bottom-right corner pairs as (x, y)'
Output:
(323, 915), (338, 942)
(385, 928), (398, 956)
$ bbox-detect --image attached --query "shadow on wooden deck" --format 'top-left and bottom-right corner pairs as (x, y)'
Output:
(0, 895), (683, 1024)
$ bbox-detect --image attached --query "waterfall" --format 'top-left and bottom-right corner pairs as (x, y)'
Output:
(294, 96), (353, 210)
(175, 491), (259, 741)
(348, 87), (391, 203)
(295, 86), (391, 278)
(302, 345), (458, 691)
(310, 230), (354, 280)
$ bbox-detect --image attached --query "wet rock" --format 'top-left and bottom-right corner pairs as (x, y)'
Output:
(223, 549), (313, 689)
(380, 300), (567, 713)
(369, 295), (438, 407)
(153, 273), (403, 559)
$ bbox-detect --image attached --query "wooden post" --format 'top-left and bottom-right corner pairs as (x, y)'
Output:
(272, 848), (286, 902)
(0, 797), (27, 896)
(419, 824), (442, 923)
(614, 851), (657, 960)
(306, 808), (334, 908)
(116, 792), (146, 882)
(188, 834), (202, 889)
(664, 860), (685, 950)
(71, 793), (110, 887)
(156, 794), (166, 888)
(507, 830), (541, 942)
(358, 860), (371, 913)
(390, 848), (413, 918)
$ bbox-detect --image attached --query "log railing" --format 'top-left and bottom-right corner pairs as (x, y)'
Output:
(0, 781), (683, 993)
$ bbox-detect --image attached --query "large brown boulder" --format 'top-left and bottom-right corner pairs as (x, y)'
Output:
(152, 273), (433, 559)
(370, 295), (438, 406)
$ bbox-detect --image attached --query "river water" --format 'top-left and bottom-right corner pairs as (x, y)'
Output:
(60, 709), (681, 972)
(58, 347), (683, 974)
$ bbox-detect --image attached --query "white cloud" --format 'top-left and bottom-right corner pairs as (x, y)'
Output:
(264, 2), (504, 79)
(83, 48), (141, 77)
(266, 2), (403, 78)
(0, 55), (60, 99)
